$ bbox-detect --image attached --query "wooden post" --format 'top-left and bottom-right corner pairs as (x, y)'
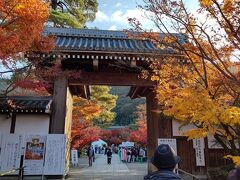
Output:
(10, 112), (16, 133)
(146, 91), (172, 173)
(51, 76), (68, 134)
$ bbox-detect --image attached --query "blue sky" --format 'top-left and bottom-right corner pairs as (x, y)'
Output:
(87, 0), (200, 31)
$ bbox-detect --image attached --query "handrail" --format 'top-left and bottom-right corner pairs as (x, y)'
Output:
(0, 166), (26, 177)
(177, 168), (198, 179)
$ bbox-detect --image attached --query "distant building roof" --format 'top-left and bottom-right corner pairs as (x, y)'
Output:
(0, 96), (52, 113)
(38, 27), (186, 56)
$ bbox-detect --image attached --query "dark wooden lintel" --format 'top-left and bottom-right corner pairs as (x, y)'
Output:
(69, 71), (155, 86)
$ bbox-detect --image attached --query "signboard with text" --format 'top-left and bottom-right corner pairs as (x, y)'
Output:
(43, 134), (66, 175)
(0, 133), (66, 176)
(158, 138), (177, 154)
(0, 134), (24, 174)
(193, 138), (205, 166)
(71, 150), (78, 166)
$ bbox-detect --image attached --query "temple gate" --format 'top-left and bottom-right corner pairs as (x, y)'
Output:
(27, 27), (220, 177)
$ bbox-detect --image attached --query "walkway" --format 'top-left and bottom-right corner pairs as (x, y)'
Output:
(67, 154), (147, 180)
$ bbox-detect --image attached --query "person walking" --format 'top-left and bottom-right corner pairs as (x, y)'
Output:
(87, 146), (95, 167)
(131, 148), (136, 162)
(144, 144), (182, 180)
(127, 149), (131, 163)
(106, 148), (112, 164)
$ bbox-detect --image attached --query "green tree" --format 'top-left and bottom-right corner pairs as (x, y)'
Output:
(110, 86), (145, 125)
(91, 86), (118, 125)
(49, 0), (98, 28)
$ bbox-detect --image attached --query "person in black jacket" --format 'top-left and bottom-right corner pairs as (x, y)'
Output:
(144, 144), (182, 180)
(86, 146), (95, 167)
(106, 148), (112, 164)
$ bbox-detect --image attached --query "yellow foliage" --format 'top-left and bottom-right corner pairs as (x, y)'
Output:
(73, 96), (102, 122)
(151, 75), (160, 81)
(183, 129), (208, 140)
(225, 155), (240, 166)
(223, 0), (234, 13)
(151, 46), (240, 141)
(199, 0), (214, 7)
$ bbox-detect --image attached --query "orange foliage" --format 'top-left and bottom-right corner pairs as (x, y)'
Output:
(100, 128), (131, 145)
(73, 97), (102, 122)
(0, 0), (52, 62)
(71, 118), (101, 150)
(129, 119), (147, 146)
(71, 97), (102, 150)
(129, 104), (147, 146)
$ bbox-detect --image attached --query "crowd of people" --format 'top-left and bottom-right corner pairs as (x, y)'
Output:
(119, 147), (147, 163)
(83, 143), (240, 179)
(86, 145), (147, 166)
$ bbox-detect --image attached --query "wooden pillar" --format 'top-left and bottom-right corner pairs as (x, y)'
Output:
(51, 76), (68, 134)
(10, 112), (16, 133)
(146, 91), (172, 173)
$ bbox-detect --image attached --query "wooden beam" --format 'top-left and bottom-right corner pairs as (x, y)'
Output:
(128, 86), (152, 99)
(51, 76), (68, 134)
(69, 71), (155, 86)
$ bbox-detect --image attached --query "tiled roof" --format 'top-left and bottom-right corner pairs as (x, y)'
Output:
(43, 27), (186, 54)
(0, 96), (52, 113)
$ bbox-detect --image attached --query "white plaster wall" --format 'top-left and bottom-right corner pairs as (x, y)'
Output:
(0, 115), (11, 133)
(172, 119), (196, 136)
(15, 114), (49, 134)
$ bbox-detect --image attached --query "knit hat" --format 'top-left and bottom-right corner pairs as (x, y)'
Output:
(151, 144), (180, 169)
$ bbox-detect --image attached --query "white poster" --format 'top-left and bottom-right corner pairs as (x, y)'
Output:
(158, 138), (177, 154)
(71, 150), (78, 166)
(193, 138), (205, 166)
(193, 138), (205, 149)
(0, 134), (24, 174)
(44, 134), (66, 175)
(23, 135), (46, 175)
(195, 148), (205, 166)
(172, 120), (196, 136)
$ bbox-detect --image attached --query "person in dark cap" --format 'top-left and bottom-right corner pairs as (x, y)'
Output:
(228, 167), (240, 180)
(144, 144), (182, 180)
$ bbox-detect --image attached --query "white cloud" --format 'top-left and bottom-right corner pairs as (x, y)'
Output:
(116, 2), (121, 7)
(110, 9), (158, 31)
(108, 25), (118, 30)
(111, 10), (124, 23)
(95, 10), (109, 22)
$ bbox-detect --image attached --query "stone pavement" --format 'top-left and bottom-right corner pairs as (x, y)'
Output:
(67, 154), (148, 180)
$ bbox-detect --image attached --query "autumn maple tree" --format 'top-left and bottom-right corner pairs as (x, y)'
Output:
(0, 0), (51, 63)
(100, 128), (131, 145)
(129, 0), (240, 164)
(71, 96), (102, 150)
(0, 0), (55, 95)
(129, 104), (147, 146)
